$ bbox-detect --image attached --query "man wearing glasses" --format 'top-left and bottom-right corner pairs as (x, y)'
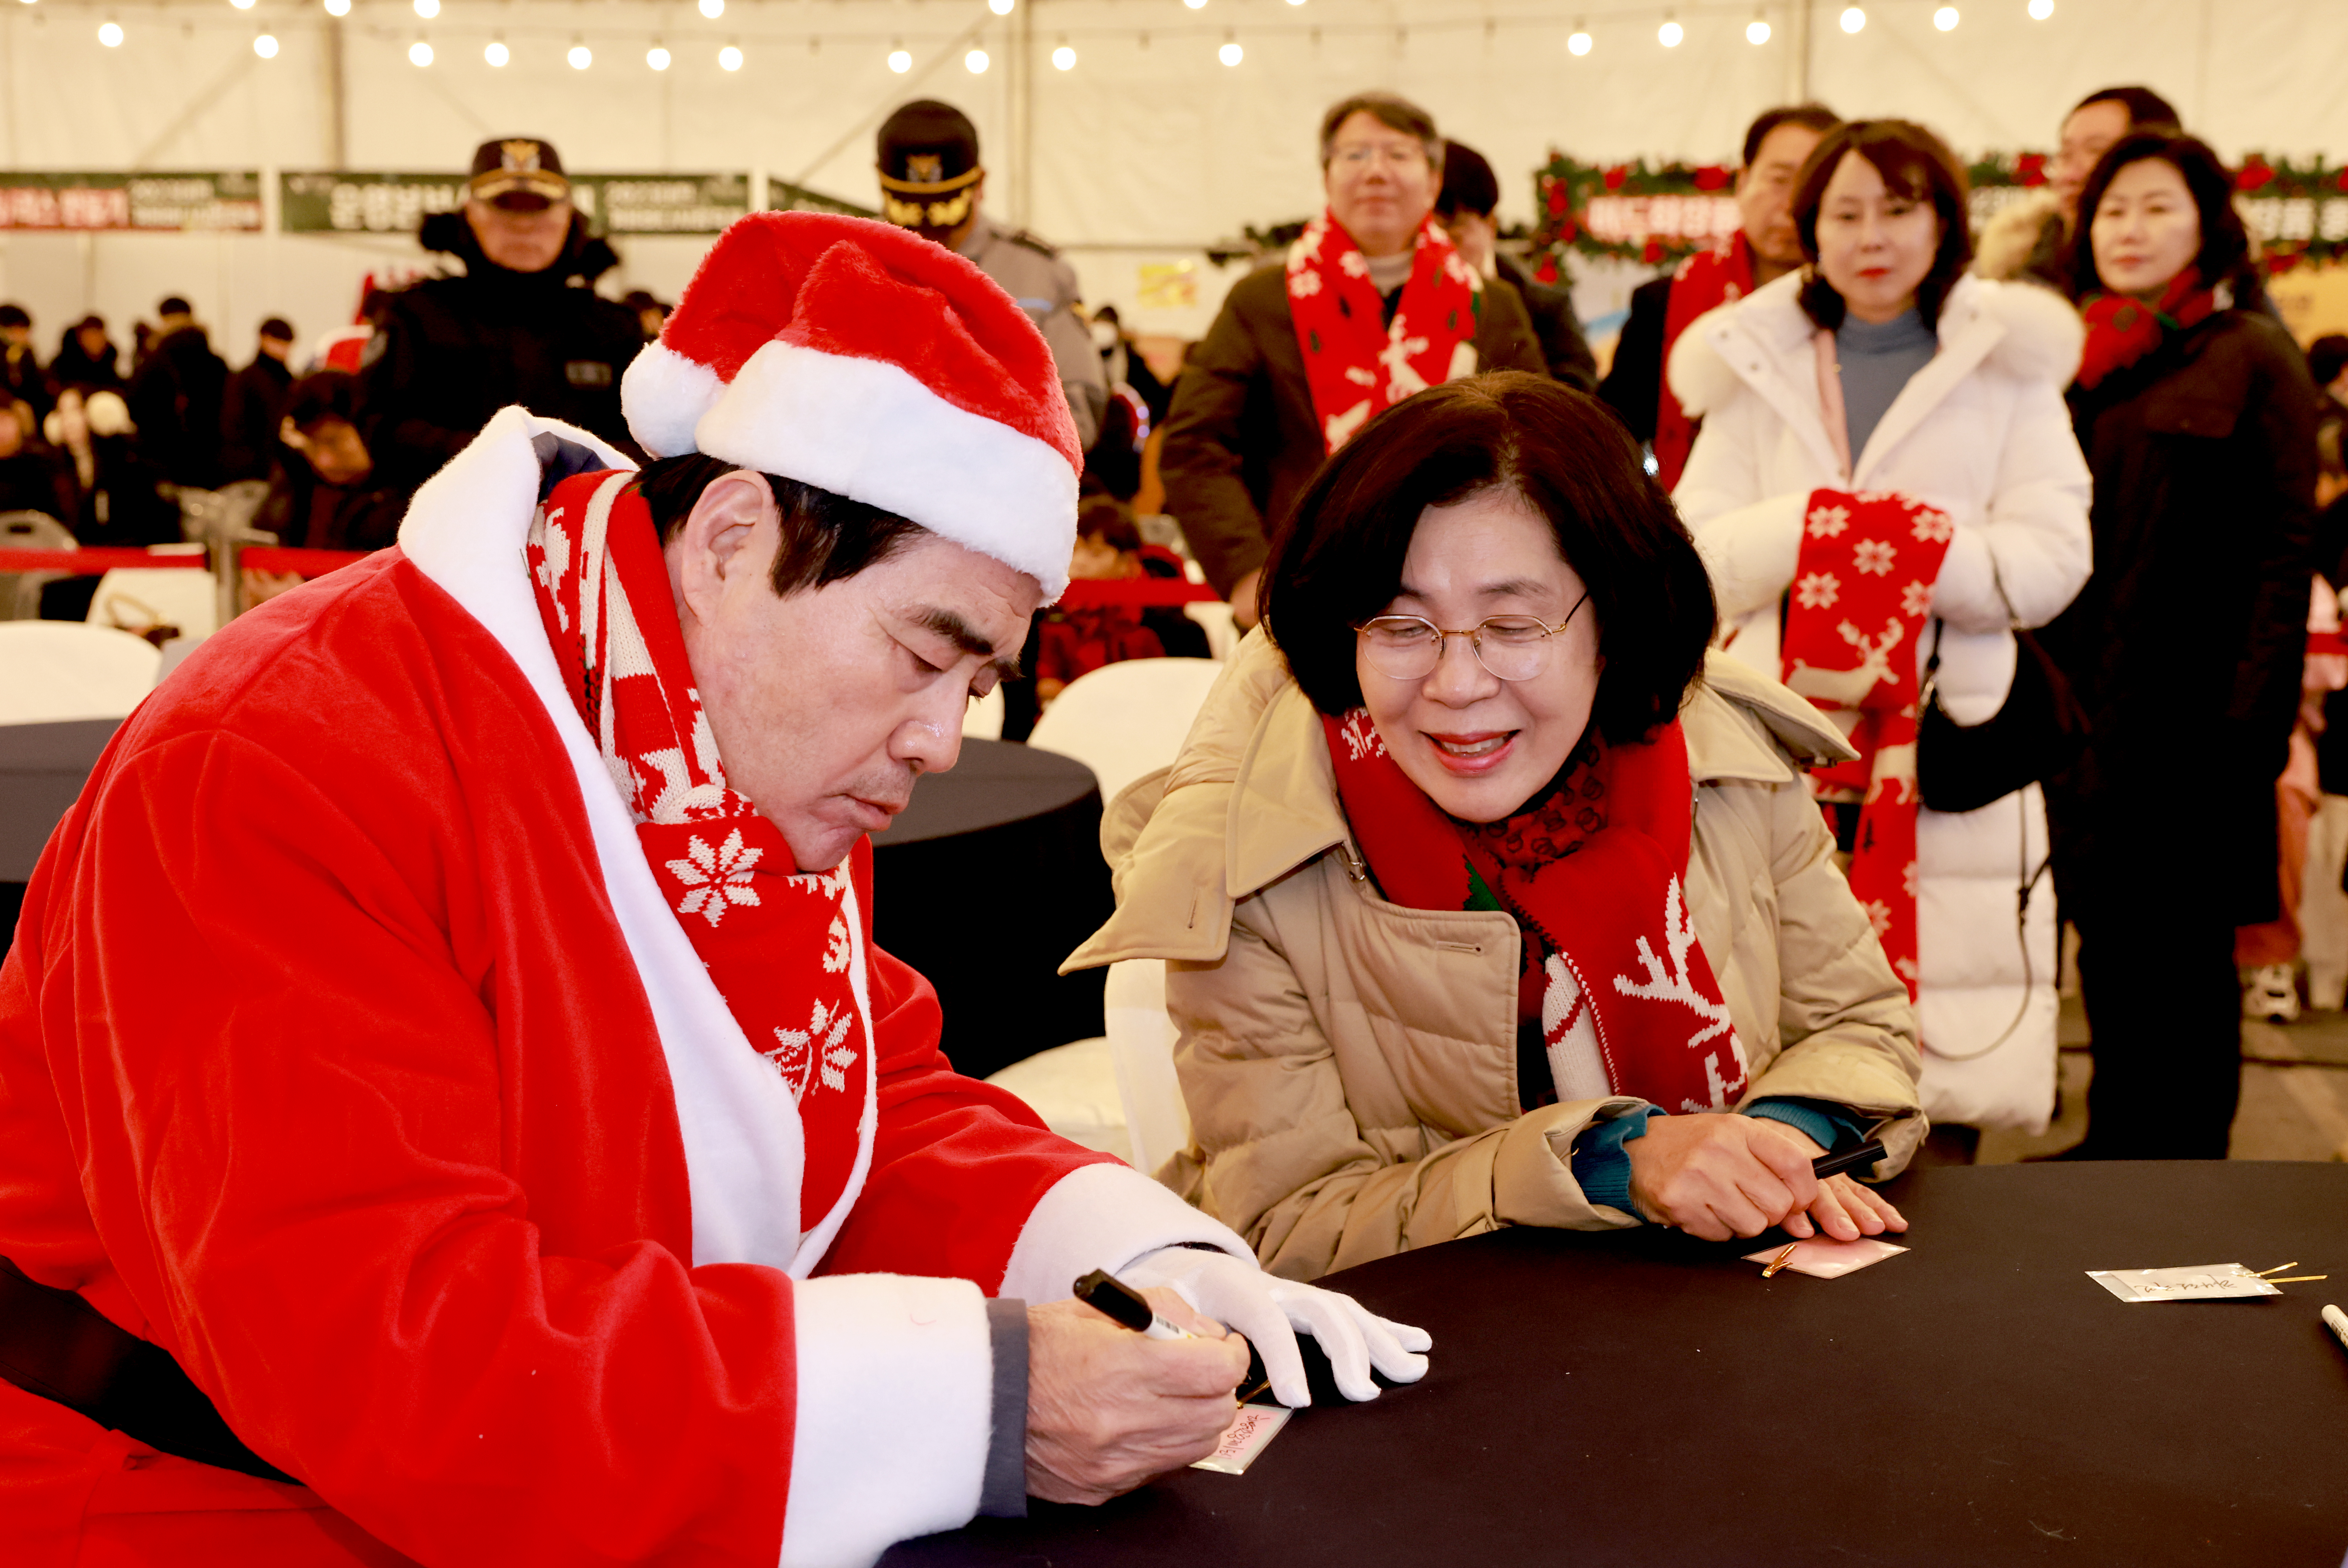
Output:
(1160, 90), (1544, 635)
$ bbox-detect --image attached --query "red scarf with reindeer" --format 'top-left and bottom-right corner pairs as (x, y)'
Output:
(1324, 709), (1749, 1113)
(526, 468), (871, 1235)
(1780, 489), (1955, 998)
(1285, 210), (1481, 454)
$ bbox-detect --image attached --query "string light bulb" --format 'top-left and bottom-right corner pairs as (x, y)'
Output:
(1747, 12), (1770, 43)
(647, 42), (670, 69)
(252, 30), (278, 56)
(412, 0), (437, 18)
(699, 0), (723, 17)
(229, 0), (255, 11)
(98, 17), (122, 43)
(1567, 22), (1592, 55)
(568, 39), (592, 68)
(987, 0), (1014, 14)
(718, 41), (743, 69)
(1658, 14), (1683, 46)
(1840, 5), (1865, 31)
(2027, 0), (2052, 16)
(1182, 0), (1207, 10)
(485, 36), (508, 64)
(1934, 5), (1959, 26)
(323, 0), (350, 14)
(888, 43), (910, 71)
(1051, 40), (1075, 69)
(1218, 34), (1242, 65)
(409, 37), (433, 65)
(964, 46), (989, 72)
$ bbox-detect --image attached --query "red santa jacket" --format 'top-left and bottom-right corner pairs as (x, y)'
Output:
(0, 409), (1246, 1567)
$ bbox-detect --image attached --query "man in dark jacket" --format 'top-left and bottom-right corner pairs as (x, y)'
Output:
(220, 316), (297, 482)
(1597, 105), (1836, 488)
(125, 296), (231, 490)
(359, 138), (644, 490)
(1434, 141), (1596, 394)
(1159, 93), (1545, 624)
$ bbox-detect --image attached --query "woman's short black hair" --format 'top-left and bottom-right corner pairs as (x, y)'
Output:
(1792, 119), (1974, 330)
(1261, 372), (1717, 744)
(2069, 130), (2254, 300)
(632, 452), (926, 597)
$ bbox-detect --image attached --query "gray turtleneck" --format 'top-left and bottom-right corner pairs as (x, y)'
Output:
(1835, 309), (1938, 465)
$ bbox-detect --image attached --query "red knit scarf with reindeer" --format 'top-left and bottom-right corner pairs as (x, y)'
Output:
(1781, 489), (1955, 998)
(1285, 210), (1480, 454)
(526, 469), (871, 1235)
(1324, 710), (1749, 1113)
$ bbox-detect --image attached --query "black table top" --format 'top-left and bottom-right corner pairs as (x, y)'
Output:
(0, 717), (121, 883)
(874, 738), (1099, 849)
(885, 1162), (2348, 1567)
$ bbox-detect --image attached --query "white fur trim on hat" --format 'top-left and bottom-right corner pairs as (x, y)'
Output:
(622, 342), (727, 460)
(695, 339), (1078, 600)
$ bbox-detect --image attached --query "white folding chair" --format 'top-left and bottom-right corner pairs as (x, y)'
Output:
(0, 511), (77, 621)
(1182, 600), (1240, 661)
(1026, 656), (1224, 807)
(87, 567), (219, 647)
(1105, 958), (1192, 1179)
(0, 621), (162, 723)
(983, 1036), (1132, 1165)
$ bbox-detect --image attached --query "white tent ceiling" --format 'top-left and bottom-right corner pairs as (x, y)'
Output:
(1, 0), (2343, 353)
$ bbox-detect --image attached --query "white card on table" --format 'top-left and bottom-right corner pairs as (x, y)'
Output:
(1190, 1403), (1292, 1475)
(2087, 1263), (2282, 1303)
(1743, 1236), (1910, 1279)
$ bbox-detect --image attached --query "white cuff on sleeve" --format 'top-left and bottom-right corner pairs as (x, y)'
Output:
(998, 1161), (1253, 1306)
(782, 1273), (993, 1568)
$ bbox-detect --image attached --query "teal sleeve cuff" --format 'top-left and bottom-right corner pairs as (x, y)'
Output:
(1570, 1105), (1664, 1215)
(1744, 1096), (1871, 1153)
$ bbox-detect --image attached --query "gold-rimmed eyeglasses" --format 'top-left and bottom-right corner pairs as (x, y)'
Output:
(1355, 594), (1590, 683)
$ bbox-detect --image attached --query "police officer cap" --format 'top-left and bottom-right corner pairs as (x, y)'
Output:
(469, 137), (571, 210)
(876, 101), (981, 188)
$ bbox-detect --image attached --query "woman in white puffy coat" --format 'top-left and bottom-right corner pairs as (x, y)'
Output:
(1668, 120), (2092, 1135)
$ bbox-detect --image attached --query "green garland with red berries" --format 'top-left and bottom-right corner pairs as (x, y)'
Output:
(1525, 149), (2348, 286)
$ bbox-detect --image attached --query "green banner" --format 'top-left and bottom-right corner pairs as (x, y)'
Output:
(766, 179), (878, 221)
(0, 172), (263, 231)
(278, 171), (753, 236)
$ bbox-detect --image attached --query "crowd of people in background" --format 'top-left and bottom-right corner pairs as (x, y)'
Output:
(2, 86), (2343, 1165)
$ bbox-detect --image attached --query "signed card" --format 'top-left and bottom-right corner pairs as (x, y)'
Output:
(1743, 1236), (1910, 1279)
(1190, 1403), (1292, 1475)
(2087, 1263), (2283, 1303)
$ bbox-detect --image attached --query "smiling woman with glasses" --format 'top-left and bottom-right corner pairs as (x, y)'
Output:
(1070, 372), (1925, 1278)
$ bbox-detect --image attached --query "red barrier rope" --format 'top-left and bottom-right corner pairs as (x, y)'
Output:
(0, 549), (206, 573)
(240, 547), (371, 577)
(1057, 578), (1222, 610)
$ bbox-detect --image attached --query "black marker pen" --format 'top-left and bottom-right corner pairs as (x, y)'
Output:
(1073, 1268), (1197, 1340)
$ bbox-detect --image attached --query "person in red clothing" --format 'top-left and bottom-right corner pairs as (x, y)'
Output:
(0, 212), (1426, 1568)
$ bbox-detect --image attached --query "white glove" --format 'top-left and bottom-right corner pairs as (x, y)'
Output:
(1119, 1246), (1431, 1407)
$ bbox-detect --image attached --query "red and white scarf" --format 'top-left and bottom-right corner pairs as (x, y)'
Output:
(1325, 711), (1749, 1114)
(2075, 265), (2217, 391)
(1285, 210), (1481, 454)
(525, 468), (873, 1235)
(1780, 488), (1955, 999)
(1653, 231), (1756, 493)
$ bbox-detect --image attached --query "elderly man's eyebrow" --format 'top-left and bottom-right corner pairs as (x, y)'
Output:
(915, 606), (1023, 679)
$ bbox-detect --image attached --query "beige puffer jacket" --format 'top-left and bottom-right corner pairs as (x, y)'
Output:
(1065, 633), (1925, 1281)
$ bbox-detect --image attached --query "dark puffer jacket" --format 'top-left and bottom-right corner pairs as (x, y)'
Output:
(2040, 309), (2321, 924)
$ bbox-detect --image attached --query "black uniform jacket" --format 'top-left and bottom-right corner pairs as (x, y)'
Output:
(360, 212), (644, 489)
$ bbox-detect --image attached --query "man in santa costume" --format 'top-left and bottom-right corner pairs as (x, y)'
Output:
(0, 211), (1428, 1567)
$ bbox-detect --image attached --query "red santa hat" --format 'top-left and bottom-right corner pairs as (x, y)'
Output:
(621, 211), (1082, 598)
